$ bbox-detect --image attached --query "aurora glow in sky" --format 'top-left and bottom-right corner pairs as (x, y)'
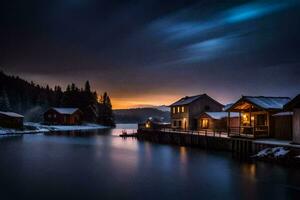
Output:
(1, 0), (300, 108)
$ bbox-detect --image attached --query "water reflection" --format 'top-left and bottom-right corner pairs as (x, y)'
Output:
(242, 163), (257, 180)
(0, 124), (300, 200)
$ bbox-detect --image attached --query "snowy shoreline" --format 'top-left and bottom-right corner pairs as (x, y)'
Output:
(0, 122), (109, 135)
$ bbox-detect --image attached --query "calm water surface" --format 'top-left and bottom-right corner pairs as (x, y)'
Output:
(0, 124), (300, 200)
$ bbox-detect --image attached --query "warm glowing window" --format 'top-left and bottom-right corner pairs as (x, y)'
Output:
(202, 119), (209, 129)
(242, 113), (250, 126)
(177, 107), (180, 113)
(172, 107), (176, 114)
(181, 106), (185, 113)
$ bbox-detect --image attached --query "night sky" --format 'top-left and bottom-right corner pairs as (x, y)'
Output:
(1, 0), (300, 108)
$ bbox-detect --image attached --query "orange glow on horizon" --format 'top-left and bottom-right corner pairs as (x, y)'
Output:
(111, 95), (179, 109)
(110, 93), (229, 109)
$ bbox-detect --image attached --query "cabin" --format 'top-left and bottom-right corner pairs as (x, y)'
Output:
(198, 112), (239, 132)
(139, 117), (171, 130)
(169, 94), (223, 130)
(0, 111), (24, 129)
(284, 94), (300, 144)
(225, 96), (291, 138)
(44, 108), (82, 125)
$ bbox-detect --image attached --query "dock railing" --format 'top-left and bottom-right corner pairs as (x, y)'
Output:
(140, 127), (229, 138)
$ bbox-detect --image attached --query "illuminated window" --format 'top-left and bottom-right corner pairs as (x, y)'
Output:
(172, 107), (176, 114)
(145, 123), (150, 128)
(202, 119), (209, 129)
(177, 107), (180, 113)
(181, 106), (185, 113)
(242, 113), (250, 126)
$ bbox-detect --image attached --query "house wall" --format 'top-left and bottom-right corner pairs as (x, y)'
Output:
(44, 110), (81, 125)
(170, 96), (223, 130)
(293, 109), (300, 144)
(188, 97), (223, 130)
(171, 105), (189, 129)
(0, 114), (23, 129)
(230, 117), (240, 128)
(273, 115), (293, 140)
(198, 118), (214, 130)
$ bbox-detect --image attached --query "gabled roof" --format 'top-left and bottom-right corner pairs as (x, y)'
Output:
(170, 94), (223, 107)
(0, 111), (24, 118)
(284, 94), (300, 110)
(225, 96), (291, 111)
(223, 103), (233, 111)
(50, 108), (80, 115)
(199, 112), (239, 120)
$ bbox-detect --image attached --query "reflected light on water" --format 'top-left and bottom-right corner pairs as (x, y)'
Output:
(110, 137), (139, 151)
(179, 146), (187, 164)
(242, 163), (257, 180)
(179, 146), (188, 177)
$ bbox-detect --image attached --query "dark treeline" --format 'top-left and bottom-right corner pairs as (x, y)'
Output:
(0, 71), (115, 126)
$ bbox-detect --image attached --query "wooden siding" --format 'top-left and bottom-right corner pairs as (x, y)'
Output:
(294, 109), (300, 144)
(44, 109), (82, 125)
(0, 114), (23, 129)
(273, 115), (292, 140)
(170, 95), (223, 130)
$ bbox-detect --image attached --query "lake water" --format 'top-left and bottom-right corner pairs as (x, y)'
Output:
(0, 124), (300, 200)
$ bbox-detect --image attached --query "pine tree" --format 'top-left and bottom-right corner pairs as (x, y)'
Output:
(97, 92), (115, 126)
(85, 81), (91, 93)
(0, 87), (11, 111)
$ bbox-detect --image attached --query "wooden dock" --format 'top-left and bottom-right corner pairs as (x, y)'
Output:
(136, 129), (300, 158)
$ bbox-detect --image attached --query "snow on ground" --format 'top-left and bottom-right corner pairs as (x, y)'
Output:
(0, 123), (109, 135)
(272, 147), (290, 158)
(253, 147), (290, 158)
(26, 122), (108, 132)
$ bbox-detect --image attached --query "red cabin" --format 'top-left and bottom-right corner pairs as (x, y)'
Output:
(44, 108), (82, 125)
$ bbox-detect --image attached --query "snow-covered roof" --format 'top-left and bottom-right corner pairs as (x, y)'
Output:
(0, 111), (24, 118)
(226, 96), (291, 111)
(200, 112), (239, 120)
(223, 104), (233, 111)
(244, 96), (291, 110)
(170, 94), (223, 107)
(51, 108), (80, 115)
(170, 94), (206, 106)
(272, 112), (293, 117)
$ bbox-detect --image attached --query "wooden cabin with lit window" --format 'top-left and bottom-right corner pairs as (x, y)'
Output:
(140, 117), (171, 130)
(169, 94), (223, 130)
(284, 94), (300, 144)
(198, 112), (239, 132)
(225, 96), (291, 138)
(44, 108), (82, 125)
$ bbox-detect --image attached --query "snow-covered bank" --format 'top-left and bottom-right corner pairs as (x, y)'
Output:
(0, 123), (109, 135)
(252, 147), (290, 159)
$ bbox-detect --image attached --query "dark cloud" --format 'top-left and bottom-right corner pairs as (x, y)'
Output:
(1, 0), (300, 107)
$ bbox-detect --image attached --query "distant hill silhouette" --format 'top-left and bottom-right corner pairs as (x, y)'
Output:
(114, 108), (170, 124)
